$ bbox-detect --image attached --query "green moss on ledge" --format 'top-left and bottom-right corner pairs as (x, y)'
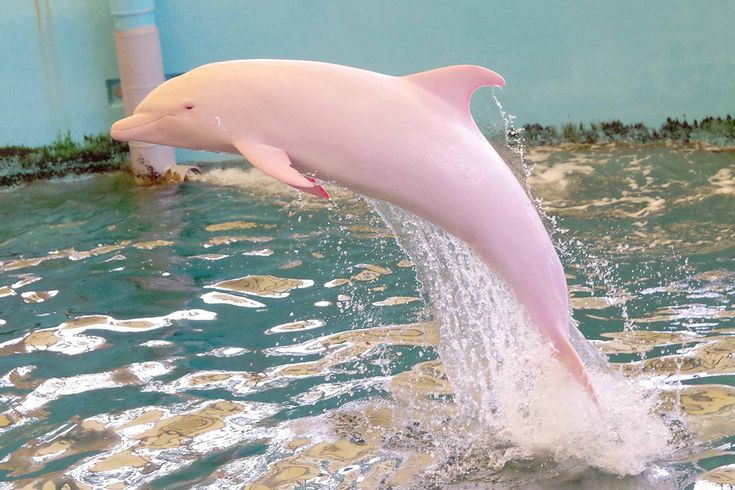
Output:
(0, 133), (128, 186)
(519, 115), (735, 147)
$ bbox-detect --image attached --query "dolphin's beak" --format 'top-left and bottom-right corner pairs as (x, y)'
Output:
(110, 113), (166, 142)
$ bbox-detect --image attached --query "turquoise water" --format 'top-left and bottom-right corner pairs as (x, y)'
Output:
(0, 144), (733, 488)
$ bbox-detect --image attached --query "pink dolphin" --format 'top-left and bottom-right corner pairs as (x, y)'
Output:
(111, 60), (596, 399)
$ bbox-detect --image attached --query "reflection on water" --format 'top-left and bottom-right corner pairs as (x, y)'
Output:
(0, 144), (733, 488)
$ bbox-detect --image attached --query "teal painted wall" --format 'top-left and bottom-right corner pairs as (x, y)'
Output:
(2, 0), (734, 150)
(0, 1), (117, 146)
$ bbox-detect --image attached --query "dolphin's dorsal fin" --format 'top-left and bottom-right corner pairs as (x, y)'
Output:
(404, 65), (505, 114)
(234, 140), (330, 199)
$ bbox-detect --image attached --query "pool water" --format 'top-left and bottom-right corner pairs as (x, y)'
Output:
(0, 143), (733, 488)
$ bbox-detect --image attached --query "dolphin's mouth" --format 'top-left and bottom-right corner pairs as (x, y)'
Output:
(110, 113), (169, 141)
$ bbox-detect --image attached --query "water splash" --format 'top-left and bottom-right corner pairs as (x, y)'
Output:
(492, 91), (531, 181)
(370, 201), (676, 476)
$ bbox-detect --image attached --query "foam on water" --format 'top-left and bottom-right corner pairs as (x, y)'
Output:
(371, 200), (677, 476)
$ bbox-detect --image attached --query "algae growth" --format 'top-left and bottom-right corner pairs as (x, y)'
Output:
(520, 115), (735, 147)
(0, 132), (128, 186)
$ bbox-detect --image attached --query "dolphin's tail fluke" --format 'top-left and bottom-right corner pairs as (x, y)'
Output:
(553, 336), (599, 405)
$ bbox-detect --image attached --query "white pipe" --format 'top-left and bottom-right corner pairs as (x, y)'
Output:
(109, 0), (175, 177)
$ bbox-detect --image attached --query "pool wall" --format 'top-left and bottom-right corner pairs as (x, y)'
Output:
(1, 0), (733, 155)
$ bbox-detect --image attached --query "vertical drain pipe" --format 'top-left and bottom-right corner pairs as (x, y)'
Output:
(109, 0), (175, 177)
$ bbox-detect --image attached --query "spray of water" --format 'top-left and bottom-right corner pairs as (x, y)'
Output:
(371, 201), (675, 476)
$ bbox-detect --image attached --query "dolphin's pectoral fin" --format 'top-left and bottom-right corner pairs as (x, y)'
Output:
(233, 140), (330, 199)
(404, 65), (505, 114)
